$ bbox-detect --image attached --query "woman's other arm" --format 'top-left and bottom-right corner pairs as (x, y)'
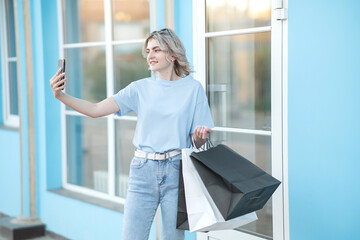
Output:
(191, 126), (212, 148)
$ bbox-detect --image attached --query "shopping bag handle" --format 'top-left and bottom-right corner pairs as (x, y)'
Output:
(191, 136), (214, 151)
(206, 138), (214, 148)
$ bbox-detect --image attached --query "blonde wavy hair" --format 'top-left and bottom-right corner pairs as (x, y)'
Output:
(143, 28), (193, 77)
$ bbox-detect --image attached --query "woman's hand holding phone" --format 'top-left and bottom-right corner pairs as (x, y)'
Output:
(49, 67), (66, 99)
(49, 58), (119, 118)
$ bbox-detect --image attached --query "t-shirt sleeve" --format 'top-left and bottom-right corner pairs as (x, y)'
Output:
(112, 82), (138, 116)
(190, 88), (215, 134)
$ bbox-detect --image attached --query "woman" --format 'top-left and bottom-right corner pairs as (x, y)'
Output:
(50, 28), (214, 240)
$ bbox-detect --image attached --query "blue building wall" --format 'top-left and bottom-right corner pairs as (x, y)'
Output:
(0, 0), (31, 218)
(0, 129), (21, 216)
(288, 0), (360, 239)
(0, 28), (2, 124)
(174, 0), (193, 67)
(1, 0), (359, 239)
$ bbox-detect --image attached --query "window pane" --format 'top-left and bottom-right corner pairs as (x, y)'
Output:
(62, 0), (105, 43)
(210, 131), (272, 237)
(206, 0), (271, 32)
(113, 43), (150, 93)
(64, 46), (106, 109)
(113, 43), (149, 117)
(115, 119), (136, 198)
(5, 0), (16, 57)
(207, 32), (271, 130)
(112, 0), (150, 41)
(8, 62), (18, 115)
(66, 115), (108, 193)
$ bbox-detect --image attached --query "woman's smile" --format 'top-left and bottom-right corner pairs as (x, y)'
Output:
(149, 60), (158, 66)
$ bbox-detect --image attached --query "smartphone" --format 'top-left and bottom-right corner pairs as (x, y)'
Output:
(57, 58), (66, 87)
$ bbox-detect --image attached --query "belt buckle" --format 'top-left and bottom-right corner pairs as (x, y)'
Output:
(155, 152), (167, 160)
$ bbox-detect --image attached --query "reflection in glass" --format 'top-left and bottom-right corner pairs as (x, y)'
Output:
(207, 32), (271, 130)
(210, 131), (271, 172)
(206, 0), (271, 32)
(66, 116), (108, 193)
(5, 0), (16, 57)
(64, 46), (107, 110)
(8, 62), (18, 115)
(113, 43), (150, 93)
(62, 0), (105, 43)
(112, 0), (150, 41)
(115, 120), (137, 198)
(210, 131), (272, 237)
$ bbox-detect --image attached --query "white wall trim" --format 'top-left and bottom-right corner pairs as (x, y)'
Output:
(63, 42), (106, 48)
(104, 0), (115, 197)
(63, 182), (125, 204)
(112, 39), (145, 46)
(282, 0), (290, 239)
(270, 0), (284, 238)
(57, 0), (68, 188)
(62, 39), (146, 49)
(212, 127), (271, 136)
(198, 230), (271, 240)
(204, 26), (271, 38)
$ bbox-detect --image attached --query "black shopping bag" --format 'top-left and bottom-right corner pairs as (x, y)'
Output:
(190, 144), (281, 221)
(176, 161), (189, 230)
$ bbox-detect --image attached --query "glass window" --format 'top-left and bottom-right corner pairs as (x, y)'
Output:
(8, 61), (18, 115)
(207, 32), (271, 130)
(62, 0), (105, 43)
(1, 0), (19, 127)
(113, 43), (149, 93)
(112, 0), (150, 41)
(66, 115), (108, 192)
(61, 0), (150, 197)
(205, 0), (274, 238)
(64, 46), (107, 107)
(113, 43), (150, 117)
(115, 120), (136, 198)
(206, 0), (271, 32)
(6, 0), (16, 57)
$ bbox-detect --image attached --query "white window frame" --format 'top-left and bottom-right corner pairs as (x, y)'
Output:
(0, 0), (19, 128)
(193, 0), (289, 239)
(57, 0), (149, 204)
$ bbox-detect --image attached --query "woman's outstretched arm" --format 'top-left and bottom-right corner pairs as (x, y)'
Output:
(49, 68), (119, 118)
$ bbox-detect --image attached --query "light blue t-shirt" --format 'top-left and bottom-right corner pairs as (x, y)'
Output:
(112, 75), (214, 152)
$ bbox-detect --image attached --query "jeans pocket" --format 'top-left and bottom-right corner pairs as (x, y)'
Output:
(130, 157), (146, 169)
(169, 156), (181, 170)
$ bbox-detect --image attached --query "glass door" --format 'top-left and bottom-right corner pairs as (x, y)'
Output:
(194, 0), (285, 239)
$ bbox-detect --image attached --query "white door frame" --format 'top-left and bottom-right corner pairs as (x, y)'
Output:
(192, 0), (289, 239)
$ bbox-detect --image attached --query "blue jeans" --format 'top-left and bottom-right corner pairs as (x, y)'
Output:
(122, 153), (184, 240)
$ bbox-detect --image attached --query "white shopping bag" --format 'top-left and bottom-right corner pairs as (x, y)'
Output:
(182, 148), (257, 232)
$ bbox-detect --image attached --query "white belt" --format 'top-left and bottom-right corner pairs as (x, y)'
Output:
(135, 149), (181, 161)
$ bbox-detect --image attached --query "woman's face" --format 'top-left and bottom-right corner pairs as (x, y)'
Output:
(146, 38), (173, 73)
